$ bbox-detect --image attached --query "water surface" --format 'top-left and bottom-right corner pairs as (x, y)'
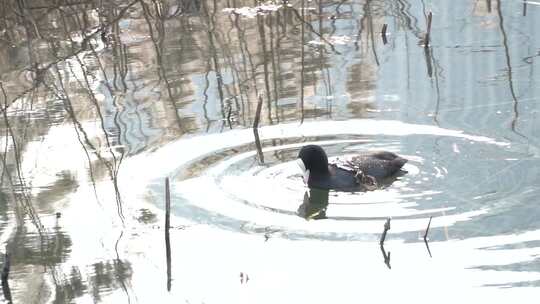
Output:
(1, 0), (540, 303)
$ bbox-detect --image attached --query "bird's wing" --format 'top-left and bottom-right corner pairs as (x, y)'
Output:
(362, 151), (400, 161)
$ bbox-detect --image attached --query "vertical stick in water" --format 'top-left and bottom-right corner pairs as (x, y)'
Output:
(299, 0), (305, 123)
(253, 95), (264, 164)
(423, 216), (432, 241)
(253, 95), (263, 130)
(424, 216), (433, 257)
(165, 178), (172, 291)
(379, 218), (391, 246)
(424, 46), (433, 78)
(424, 12), (432, 48)
(226, 104), (233, 129)
(1, 250), (12, 303)
(381, 24), (388, 45)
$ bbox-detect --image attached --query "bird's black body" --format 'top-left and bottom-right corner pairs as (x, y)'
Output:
(298, 145), (407, 191)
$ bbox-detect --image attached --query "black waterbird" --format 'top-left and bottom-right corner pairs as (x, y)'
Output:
(297, 145), (407, 191)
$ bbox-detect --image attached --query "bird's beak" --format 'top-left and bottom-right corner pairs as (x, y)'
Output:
(296, 158), (310, 184)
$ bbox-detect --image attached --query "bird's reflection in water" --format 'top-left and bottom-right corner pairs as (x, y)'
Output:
(295, 163), (407, 266)
(296, 172), (405, 221)
(297, 188), (330, 220)
(297, 187), (395, 269)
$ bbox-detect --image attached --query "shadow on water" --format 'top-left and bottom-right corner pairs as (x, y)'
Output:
(0, 0), (540, 302)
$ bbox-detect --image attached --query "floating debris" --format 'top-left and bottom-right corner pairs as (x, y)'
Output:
(240, 272), (250, 284)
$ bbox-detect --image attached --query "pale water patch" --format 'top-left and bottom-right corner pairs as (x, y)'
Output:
(98, 119), (529, 241)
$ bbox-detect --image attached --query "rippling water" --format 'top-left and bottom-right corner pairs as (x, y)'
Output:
(144, 119), (515, 238)
(1, 0), (540, 303)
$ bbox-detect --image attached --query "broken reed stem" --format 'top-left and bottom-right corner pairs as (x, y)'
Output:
(226, 102), (233, 130)
(379, 218), (391, 246)
(424, 12), (432, 48)
(379, 228), (387, 246)
(1, 251), (12, 303)
(381, 24), (388, 44)
(424, 238), (433, 258)
(253, 95), (263, 129)
(379, 244), (391, 269)
(423, 216), (432, 241)
(424, 46), (433, 78)
(253, 95), (264, 163)
(165, 178), (172, 291)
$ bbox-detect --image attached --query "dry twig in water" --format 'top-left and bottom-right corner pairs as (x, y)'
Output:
(381, 24), (388, 45)
(165, 178), (172, 291)
(379, 217), (391, 246)
(424, 12), (433, 48)
(424, 216), (433, 258)
(1, 250), (12, 303)
(253, 95), (264, 164)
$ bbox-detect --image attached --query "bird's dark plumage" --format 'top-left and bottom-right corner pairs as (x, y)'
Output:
(297, 145), (407, 191)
